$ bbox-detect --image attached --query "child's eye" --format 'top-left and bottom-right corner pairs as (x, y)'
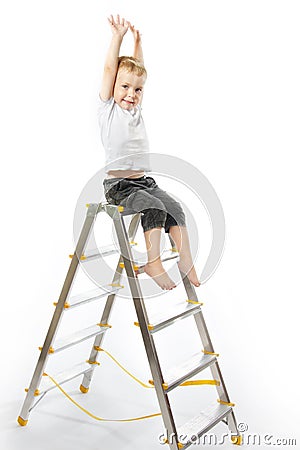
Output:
(122, 85), (128, 89)
(136, 88), (142, 93)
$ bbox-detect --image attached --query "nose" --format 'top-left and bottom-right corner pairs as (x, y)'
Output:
(127, 87), (135, 98)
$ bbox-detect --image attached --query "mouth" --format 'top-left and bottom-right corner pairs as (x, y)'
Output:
(122, 99), (135, 106)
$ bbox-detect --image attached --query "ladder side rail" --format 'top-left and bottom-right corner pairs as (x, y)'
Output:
(192, 294), (240, 438)
(177, 264), (217, 354)
(80, 262), (123, 390)
(176, 253), (240, 439)
(126, 212), (141, 242)
(209, 360), (240, 438)
(112, 210), (179, 450)
(18, 204), (99, 423)
(192, 306), (234, 404)
(80, 213), (142, 390)
(181, 273), (231, 398)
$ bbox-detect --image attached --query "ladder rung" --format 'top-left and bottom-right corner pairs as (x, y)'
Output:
(52, 324), (109, 353)
(66, 285), (122, 309)
(79, 242), (137, 262)
(136, 249), (179, 274)
(176, 403), (233, 448)
(38, 362), (94, 395)
(162, 352), (217, 392)
(145, 300), (202, 333)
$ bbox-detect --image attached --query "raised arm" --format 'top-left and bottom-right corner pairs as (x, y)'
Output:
(129, 23), (144, 65)
(100, 15), (129, 101)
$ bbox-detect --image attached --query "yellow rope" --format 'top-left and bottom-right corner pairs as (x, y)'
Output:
(96, 347), (154, 389)
(98, 347), (219, 389)
(43, 373), (161, 422)
(43, 347), (220, 423)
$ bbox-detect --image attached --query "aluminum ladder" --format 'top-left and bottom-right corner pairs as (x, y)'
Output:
(17, 202), (242, 449)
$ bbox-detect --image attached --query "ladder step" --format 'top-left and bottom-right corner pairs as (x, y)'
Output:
(177, 403), (233, 449)
(162, 352), (217, 392)
(144, 300), (202, 333)
(38, 362), (94, 395)
(136, 248), (179, 274)
(52, 324), (109, 353)
(79, 242), (137, 262)
(66, 285), (122, 309)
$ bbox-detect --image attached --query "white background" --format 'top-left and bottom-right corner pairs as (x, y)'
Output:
(0, 0), (299, 449)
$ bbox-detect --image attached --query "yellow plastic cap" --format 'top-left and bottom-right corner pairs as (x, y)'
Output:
(17, 416), (28, 426)
(231, 435), (243, 445)
(79, 384), (89, 394)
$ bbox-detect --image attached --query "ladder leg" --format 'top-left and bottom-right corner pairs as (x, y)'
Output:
(80, 213), (141, 392)
(178, 264), (240, 439)
(17, 204), (99, 426)
(112, 211), (179, 450)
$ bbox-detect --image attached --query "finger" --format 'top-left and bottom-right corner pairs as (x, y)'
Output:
(116, 14), (120, 24)
(110, 14), (116, 27)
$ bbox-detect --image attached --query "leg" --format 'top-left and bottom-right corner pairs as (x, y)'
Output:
(143, 227), (176, 290)
(116, 189), (176, 290)
(104, 179), (178, 290)
(145, 187), (200, 287)
(169, 225), (200, 287)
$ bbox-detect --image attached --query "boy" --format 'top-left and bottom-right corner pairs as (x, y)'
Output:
(98, 14), (200, 290)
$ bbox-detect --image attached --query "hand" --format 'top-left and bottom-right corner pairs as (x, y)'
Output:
(108, 14), (129, 38)
(129, 22), (142, 42)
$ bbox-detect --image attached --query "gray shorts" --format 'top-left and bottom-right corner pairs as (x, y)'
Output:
(103, 176), (186, 233)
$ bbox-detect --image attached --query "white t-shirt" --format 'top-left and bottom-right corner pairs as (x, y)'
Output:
(98, 97), (151, 172)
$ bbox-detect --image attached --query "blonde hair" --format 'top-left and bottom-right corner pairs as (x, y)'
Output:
(118, 56), (147, 77)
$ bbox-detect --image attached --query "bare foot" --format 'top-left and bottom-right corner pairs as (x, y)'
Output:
(178, 260), (201, 287)
(144, 262), (176, 290)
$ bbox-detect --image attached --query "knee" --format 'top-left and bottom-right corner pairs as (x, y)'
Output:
(125, 190), (166, 213)
(141, 208), (167, 232)
(165, 201), (186, 232)
(168, 200), (186, 222)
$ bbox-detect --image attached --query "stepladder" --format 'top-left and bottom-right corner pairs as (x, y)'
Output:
(17, 202), (242, 449)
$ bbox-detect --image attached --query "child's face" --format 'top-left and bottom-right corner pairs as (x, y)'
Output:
(113, 69), (146, 110)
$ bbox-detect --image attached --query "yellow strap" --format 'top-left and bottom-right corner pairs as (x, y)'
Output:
(202, 349), (220, 357)
(38, 346), (55, 354)
(180, 379), (220, 387)
(97, 347), (154, 389)
(96, 347), (221, 390)
(108, 283), (124, 288)
(186, 299), (204, 306)
(53, 302), (70, 309)
(134, 321), (154, 330)
(148, 379), (220, 389)
(86, 360), (100, 366)
(69, 254), (86, 260)
(97, 323), (112, 328)
(25, 388), (40, 396)
(43, 373), (161, 422)
(164, 439), (184, 449)
(217, 398), (235, 407)
(119, 262), (139, 270)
